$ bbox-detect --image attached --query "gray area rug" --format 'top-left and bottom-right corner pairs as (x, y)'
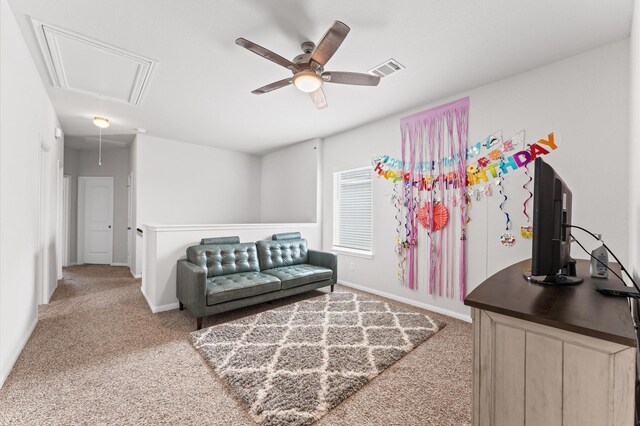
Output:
(190, 290), (446, 426)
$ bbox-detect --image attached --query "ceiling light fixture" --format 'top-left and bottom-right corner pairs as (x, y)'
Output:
(292, 71), (323, 93)
(93, 116), (110, 128)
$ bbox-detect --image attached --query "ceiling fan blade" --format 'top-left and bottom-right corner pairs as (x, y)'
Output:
(251, 77), (293, 94)
(235, 38), (298, 72)
(310, 21), (350, 68)
(322, 71), (380, 86)
(309, 87), (327, 109)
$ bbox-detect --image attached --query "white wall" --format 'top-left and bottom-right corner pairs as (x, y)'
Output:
(630, 0), (640, 284)
(260, 139), (321, 223)
(134, 134), (262, 226)
(0, 0), (63, 386)
(63, 146), (79, 263)
(130, 136), (142, 277)
(322, 40), (630, 319)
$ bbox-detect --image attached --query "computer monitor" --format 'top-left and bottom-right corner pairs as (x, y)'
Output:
(525, 157), (583, 285)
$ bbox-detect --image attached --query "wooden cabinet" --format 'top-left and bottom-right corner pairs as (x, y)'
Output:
(472, 308), (635, 426)
(465, 260), (637, 426)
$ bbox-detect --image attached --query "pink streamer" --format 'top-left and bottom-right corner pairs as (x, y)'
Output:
(399, 97), (469, 299)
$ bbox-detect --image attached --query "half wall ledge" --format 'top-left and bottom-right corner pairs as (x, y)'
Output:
(141, 223), (322, 312)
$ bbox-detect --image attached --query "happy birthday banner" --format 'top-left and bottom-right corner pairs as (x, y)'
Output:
(372, 131), (558, 191)
(374, 130), (509, 173)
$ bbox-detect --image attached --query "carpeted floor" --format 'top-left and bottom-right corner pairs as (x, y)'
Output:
(0, 265), (472, 425)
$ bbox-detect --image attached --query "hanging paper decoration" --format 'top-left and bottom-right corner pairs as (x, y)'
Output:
(418, 202), (449, 231)
(500, 232), (517, 247)
(496, 170), (514, 247)
(433, 203), (450, 230)
(417, 203), (429, 229)
(520, 155), (534, 239)
(464, 192), (472, 225)
(391, 183), (405, 279)
(520, 226), (533, 239)
(474, 187), (482, 201)
(398, 97), (470, 299)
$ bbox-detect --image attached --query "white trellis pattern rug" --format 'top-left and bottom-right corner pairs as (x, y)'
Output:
(190, 290), (445, 426)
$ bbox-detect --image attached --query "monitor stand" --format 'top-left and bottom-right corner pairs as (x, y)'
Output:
(523, 259), (584, 285)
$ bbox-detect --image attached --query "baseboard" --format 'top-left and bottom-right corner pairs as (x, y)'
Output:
(130, 265), (141, 279)
(338, 280), (472, 323)
(140, 286), (179, 313)
(110, 263), (128, 267)
(47, 282), (57, 303)
(0, 316), (37, 388)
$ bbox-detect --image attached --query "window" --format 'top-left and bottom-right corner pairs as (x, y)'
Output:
(333, 166), (373, 255)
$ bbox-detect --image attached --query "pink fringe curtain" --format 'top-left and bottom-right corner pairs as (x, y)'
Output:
(399, 97), (469, 300)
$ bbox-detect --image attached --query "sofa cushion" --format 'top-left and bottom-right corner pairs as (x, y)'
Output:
(262, 264), (333, 290)
(206, 272), (281, 305)
(187, 243), (259, 278)
(256, 239), (308, 270)
(272, 232), (301, 241)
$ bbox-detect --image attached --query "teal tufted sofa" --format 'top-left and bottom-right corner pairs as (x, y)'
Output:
(176, 233), (337, 329)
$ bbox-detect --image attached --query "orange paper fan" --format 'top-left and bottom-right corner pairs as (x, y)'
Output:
(418, 202), (449, 231)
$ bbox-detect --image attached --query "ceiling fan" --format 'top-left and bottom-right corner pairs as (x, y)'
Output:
(236, 21), (381, 109)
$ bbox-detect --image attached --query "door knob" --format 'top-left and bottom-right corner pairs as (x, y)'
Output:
(127, 227), (131, 230)
(108, 225), (112, 229)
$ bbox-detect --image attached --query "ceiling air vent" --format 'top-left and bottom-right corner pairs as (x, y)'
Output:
(368, 59), (404, 78)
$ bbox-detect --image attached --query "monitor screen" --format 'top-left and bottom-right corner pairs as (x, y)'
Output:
(528, 157), (582, 285)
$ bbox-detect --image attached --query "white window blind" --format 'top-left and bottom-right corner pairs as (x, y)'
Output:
(334, 167), (373, 253)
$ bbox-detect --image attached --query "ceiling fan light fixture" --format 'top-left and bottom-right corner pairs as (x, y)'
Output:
(293, 71), (323, 93)
(93, 116), (110, 128)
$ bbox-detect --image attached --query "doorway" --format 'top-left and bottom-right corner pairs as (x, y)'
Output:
(56, 162), (64, 280)
(77, 176), (114, 264)
(62, 175), (71, 267)
(127, 172), (133, 271)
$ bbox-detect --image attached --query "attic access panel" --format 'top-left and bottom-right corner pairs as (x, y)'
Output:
(32, 19), (157, 107)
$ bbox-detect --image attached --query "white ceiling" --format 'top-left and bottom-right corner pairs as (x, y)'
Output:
(8, 0), (634, 154)
(65, 134), (135, 150)
(31, 18), (157, 107)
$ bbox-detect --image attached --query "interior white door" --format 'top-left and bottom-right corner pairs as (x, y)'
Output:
(81, 177), (114, 264)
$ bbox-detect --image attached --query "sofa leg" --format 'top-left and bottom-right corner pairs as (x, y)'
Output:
(331, 284), (334, 293)
(179, 301), (184, 311)
(196, 317), (203, 330)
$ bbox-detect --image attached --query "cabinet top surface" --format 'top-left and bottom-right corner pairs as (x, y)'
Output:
(464, 259), (636, 346)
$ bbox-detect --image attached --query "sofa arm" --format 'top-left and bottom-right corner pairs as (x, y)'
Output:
(308, 250), (338, 283)
(177, 259), (207, 314)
